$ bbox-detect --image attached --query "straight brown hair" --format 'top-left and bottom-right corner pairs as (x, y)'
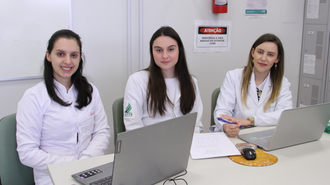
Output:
(146, 26), (196, 117)
(241, 33), (284, 112)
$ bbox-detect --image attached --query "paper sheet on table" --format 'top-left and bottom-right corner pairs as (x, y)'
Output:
(190, 132), (240, 159)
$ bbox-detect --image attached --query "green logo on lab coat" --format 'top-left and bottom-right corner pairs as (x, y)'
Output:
(125, 103), (132, 117)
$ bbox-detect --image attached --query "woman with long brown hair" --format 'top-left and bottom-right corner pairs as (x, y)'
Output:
(124, 26), (203, 133)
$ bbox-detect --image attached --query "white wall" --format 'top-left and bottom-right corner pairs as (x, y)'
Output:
(0, 0), (304, 154)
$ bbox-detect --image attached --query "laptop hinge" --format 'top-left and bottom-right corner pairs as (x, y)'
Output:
(116, 140), (122, 154)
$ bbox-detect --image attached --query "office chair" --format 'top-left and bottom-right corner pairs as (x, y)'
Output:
(0, 113), (34, 185)
(112, 97), (126, 146)
(211, 87), (220, 126)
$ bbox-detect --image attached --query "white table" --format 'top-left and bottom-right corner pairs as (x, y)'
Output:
(48, 127), (330, 185)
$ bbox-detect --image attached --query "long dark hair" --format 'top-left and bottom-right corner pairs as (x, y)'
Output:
(146, 26), (196, 117)
(241, 33), (284, 111)
(43, 29), (93, 109)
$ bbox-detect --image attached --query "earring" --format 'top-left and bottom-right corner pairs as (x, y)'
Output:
(275, 63), (277, 69)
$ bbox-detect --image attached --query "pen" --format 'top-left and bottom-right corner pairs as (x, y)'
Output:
(217, 117), (243, 128)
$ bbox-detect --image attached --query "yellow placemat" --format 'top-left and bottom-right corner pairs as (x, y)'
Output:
(229, 148), (278, 167)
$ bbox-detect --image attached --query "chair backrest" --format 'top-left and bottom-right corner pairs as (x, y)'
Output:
(211, 88), (220, 126)
(112, 97), (126, 146)
(0, 113), (34, 185)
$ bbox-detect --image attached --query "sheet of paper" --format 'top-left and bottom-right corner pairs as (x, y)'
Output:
(306, 0), (320, 19)
(190, 132), (240, 159)
(303, 54), (316, 75)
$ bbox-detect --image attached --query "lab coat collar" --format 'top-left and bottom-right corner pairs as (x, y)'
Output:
(53, 79), (75, 93)
(53, 79), (77, 102)
(259, 72), (272, 105)
(248, 71), (271, 105)
(248, 72), (258, 105)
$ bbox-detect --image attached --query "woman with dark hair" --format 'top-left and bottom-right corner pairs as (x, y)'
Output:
(16, 29), (110, 184)
(124, 26), (203, 133)
(212, 33), (292, 137)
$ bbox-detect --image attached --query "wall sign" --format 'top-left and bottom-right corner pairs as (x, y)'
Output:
(194, 20), (231, 53)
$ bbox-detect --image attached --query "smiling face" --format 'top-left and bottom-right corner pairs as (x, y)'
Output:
(251, 41), (279, 78)
(152, 36), (179, 78)
(46, 38), (80, 88)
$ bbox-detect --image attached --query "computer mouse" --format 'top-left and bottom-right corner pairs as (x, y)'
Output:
(241, 148), (256, 160)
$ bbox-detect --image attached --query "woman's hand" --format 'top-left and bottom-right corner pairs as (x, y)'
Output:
(223, 123), (240, 137)
(220, 115), (241, 137)
(220, 115), (253, 137)
(221, 115), (252, 127)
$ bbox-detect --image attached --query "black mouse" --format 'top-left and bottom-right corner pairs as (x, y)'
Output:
(241, 148), (256, 160)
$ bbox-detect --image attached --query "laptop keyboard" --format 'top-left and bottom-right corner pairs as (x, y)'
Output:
(90, 176), (112, 185)
(77, 168), (113, 185)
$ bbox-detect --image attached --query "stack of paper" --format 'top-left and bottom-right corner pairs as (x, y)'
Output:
(190, 132), (240, 159)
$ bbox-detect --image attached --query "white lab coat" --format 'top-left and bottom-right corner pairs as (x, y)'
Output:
(212, 68), (292, 131)
(124, 70), (204, 133)
(16, 80), (110, 185)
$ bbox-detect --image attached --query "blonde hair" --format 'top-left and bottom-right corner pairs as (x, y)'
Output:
(241, 33), (284, 112)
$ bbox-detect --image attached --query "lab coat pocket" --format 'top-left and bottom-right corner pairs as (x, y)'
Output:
(79, 115), (95, 143)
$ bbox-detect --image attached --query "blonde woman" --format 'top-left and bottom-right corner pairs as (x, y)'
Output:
(213, 33), (292, 137)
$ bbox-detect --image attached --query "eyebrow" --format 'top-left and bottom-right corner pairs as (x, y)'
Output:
(55, 49), (80, 54)
(267, 51), (276, 55)
(153, 45), (177, 49)
(256, 48), (276, 54)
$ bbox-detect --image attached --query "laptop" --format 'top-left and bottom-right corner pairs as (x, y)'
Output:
(71, 112), (197, 185)
(238, 103), (330, 151)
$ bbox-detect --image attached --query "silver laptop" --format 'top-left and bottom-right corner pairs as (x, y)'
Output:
(72, 112), (197, 185)
(238, 103), (330, 151)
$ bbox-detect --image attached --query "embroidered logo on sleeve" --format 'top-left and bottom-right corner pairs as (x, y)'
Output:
(125, 103), (132, 117)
